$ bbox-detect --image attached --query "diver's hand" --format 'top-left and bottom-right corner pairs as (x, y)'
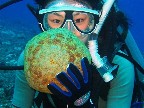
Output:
(48, 57), (95, 108)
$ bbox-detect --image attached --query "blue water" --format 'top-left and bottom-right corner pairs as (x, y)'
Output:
(0, 0), (144, 52)
(118, 0), (144, 53)
(0, 0), (144, 107)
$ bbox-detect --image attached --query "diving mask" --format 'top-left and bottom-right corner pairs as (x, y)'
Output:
(39, 0), (99, 34)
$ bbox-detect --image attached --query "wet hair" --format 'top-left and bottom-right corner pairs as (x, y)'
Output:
(34, 0), (52, 9)
(98, 6), (129, 62)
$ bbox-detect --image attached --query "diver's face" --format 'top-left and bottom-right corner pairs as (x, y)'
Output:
(40, 0), (99, 43)
(47, 11), (90, 43)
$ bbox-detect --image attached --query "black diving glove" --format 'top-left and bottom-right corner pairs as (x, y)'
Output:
(48, 57), (95, 108)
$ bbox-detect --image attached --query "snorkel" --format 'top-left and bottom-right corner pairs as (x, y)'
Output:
(88, 0), (118, 82)
(0, 0), (22, 10)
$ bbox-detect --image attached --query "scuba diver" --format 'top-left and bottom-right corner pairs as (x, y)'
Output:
(0, 0), (143, 108)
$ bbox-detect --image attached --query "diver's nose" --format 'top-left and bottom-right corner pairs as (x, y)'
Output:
(63, 20), (75, 32)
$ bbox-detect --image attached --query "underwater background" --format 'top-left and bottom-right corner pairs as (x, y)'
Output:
(0, 0), (144, 107)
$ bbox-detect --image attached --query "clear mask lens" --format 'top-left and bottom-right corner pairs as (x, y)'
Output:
(43, 11), (98, 34)
(72, 12), (95, 33)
